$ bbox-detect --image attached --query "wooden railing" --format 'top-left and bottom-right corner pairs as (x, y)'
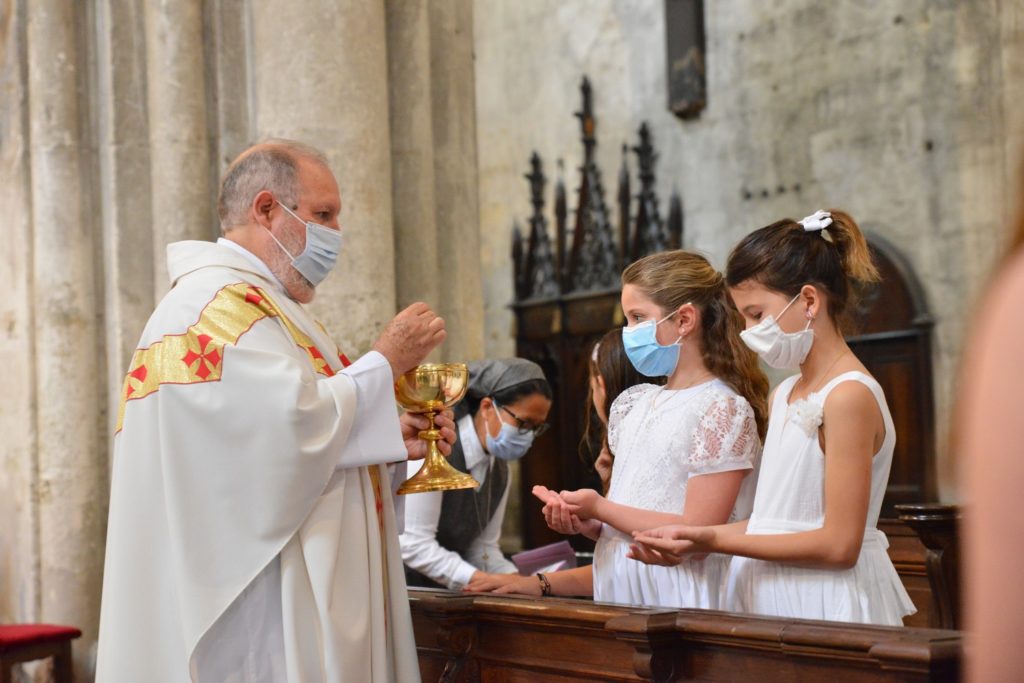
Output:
(409, 589), (962, 682)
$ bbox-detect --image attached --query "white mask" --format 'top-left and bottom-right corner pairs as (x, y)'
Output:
(740, 293), (814, 369)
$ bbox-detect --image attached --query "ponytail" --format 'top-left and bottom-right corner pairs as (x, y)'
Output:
(726, 208), (879, 332)
(825, 209), (880, 285)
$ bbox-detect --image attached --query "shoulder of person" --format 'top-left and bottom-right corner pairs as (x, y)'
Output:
(608, 382), (661, 414)
(821, 378), (880, 421)
(702, 382), (754, 418)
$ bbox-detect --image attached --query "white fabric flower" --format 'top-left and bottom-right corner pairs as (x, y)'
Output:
(799, 210), (833, 232)
(787, 397), (824, 436)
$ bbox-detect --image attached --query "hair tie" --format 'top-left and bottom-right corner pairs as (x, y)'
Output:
(799, 210), (832, 232)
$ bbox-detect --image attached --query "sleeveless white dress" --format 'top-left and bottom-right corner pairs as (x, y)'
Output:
(723, 371), (916, 625)
(593, 379), (761, 609)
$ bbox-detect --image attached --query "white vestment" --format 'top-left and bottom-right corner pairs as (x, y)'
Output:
(96, 240), (421, 682)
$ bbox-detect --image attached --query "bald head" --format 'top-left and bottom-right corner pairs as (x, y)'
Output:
(217, 139), (329, 233)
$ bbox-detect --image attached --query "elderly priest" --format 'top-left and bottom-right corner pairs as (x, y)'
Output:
(96, 139), (453, 682)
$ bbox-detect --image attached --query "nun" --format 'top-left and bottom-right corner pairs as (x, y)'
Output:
(401, 358), (552, 589)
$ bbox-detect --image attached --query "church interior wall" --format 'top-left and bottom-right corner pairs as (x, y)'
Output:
(475, 0), (1024, 527)
(0, 0), (483, 675)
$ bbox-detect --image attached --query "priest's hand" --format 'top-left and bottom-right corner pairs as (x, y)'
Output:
(464, 572), (539, 596)
(401, 409), (457, 460)
(373, 302), (447, 379)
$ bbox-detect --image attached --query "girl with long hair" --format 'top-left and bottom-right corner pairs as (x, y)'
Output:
(470, 251), (768, 609)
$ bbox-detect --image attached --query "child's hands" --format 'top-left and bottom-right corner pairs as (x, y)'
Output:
(627, 541), (683, 566)
(631, 524), (715, 557)
(532, 485), (601, 538)
(559, 488), (603, 520)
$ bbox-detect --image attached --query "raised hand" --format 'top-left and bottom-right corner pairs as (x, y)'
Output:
(401, 409), (456, 460)
(372, 302), (446, 379)
(532, 485), (600, 537)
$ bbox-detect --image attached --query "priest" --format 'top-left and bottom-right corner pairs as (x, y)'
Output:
(96, 139), (453, 682)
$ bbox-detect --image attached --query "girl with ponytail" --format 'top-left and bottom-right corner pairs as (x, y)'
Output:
(469, 250), (768, 609)
(631, 209), (917, 626)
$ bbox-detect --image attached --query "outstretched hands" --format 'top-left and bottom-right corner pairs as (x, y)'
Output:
(627, 524), (716, 566)
(532, 485), (603, 540)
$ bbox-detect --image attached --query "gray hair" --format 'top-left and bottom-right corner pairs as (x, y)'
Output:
(217, 138), (329, 233)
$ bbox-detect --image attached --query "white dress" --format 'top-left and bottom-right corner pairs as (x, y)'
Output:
(593, 380), (761, 609)
(724, 371), (917, 625)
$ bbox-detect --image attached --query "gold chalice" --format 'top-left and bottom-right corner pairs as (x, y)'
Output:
(395, 362), (479, 495)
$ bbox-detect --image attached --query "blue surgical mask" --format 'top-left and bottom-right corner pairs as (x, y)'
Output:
(621, 311), (682, 377)
(267, 203), (343, 287)
(485, 406), (536, 461)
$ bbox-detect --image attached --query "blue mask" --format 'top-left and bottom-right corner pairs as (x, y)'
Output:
(268, 203), (343, 287)
(486, 407), (536, 461)
(621, 311), (682, 377)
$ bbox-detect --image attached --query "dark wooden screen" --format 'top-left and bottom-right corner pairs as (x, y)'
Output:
(511, 78), (682, 550)
(848, 234), (937, 515)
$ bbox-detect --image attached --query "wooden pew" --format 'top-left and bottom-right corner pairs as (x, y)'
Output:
(410, 589), (962, 682)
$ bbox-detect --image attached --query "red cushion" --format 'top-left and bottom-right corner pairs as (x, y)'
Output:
(0, 624), (82, 652)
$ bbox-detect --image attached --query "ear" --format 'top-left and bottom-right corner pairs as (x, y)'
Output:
(673, 303), (699, 338)
(799, 284), (822, 321)
(595, 374), (606, 391)
(252, 190), (276, 229)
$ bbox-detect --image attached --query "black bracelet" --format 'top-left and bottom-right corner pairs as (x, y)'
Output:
(536, 572), (552, 596)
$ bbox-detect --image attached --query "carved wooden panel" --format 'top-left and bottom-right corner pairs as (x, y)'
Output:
(409, 590), (963, 682)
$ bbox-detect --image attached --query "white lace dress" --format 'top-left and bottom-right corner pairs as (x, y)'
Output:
(592, 380), (761, 609)
(723, 371), (916, 625)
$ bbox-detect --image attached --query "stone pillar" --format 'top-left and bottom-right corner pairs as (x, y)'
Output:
(386, 0), (442, 315)
(429, 0), (486, 361)
(97, 0), (155, 438)
(144, 0), (214, 298)
(0, 0), (41, 630)
(251, 0), (397, 353)
(27, 0), (107, 675)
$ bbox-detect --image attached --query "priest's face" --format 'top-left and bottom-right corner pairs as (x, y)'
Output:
(265, 158), (342, 303)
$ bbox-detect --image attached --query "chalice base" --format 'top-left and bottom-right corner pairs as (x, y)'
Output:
(396, 454), (479, 495)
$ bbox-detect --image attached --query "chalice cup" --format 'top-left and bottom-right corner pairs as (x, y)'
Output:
(395, 362), (479, 495)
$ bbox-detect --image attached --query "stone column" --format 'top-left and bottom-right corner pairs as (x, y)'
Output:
(27, 1), (107, 675)
(386, 0), (442, 315)
(144, 0), (214, 298)
(251, 0), (397, 353)
(0, 0), (41, 630)
(429, 0), (486, 361)
(97, 0), (155, 438)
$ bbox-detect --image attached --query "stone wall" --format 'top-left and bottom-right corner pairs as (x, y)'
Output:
(475, 0), (1024, 503)
(0, 0), (482, 677)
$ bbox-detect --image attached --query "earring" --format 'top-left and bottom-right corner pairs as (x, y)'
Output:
(805, 309), (814, 320)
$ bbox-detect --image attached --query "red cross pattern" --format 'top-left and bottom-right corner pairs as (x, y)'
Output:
(124, 364), (148, 398)
(182, 333), (222, 380)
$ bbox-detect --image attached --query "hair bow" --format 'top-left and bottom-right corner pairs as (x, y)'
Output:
(799, 210), (833, 232)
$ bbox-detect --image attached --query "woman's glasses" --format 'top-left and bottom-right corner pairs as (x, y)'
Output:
(496, 402), (550, 437)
